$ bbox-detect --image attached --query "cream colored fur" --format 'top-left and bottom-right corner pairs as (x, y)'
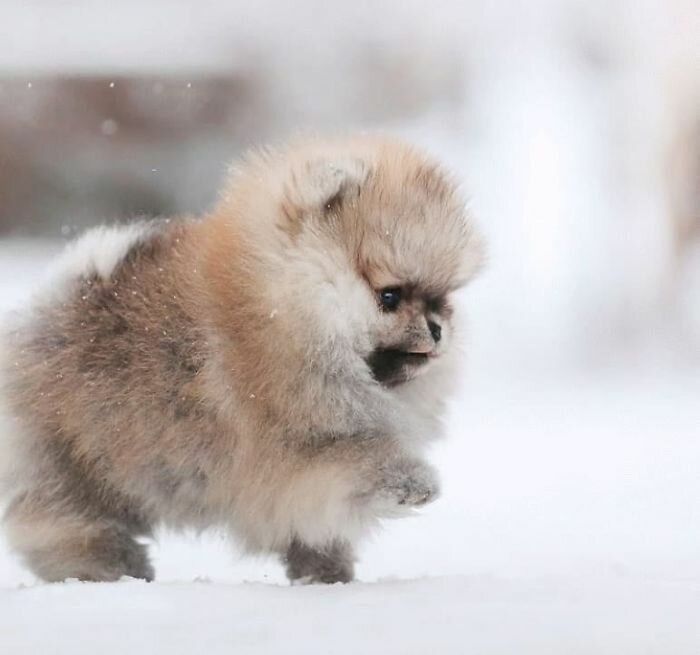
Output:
(1, 135), (483, 583)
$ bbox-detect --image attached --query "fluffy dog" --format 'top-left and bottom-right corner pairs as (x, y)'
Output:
(1, 135), (483, 583)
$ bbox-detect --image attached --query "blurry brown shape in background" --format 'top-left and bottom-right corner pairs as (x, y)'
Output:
(0, 75), (268, 236)
(669, 116), (700, 255)
(0, 42), (465, 238)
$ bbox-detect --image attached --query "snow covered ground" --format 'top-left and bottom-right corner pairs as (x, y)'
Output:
(4, 576), (699, 654)
(0, 239), (698, 654)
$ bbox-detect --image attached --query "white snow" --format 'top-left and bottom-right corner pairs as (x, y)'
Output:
(2, 576), (699, 655)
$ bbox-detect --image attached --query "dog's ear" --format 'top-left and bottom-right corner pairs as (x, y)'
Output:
(281, 157), (368, 224)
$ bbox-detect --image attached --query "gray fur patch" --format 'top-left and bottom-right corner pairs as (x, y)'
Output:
(283, 538), (355, 584)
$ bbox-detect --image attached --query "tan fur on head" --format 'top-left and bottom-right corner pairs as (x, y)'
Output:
(1, 135), (483, 584)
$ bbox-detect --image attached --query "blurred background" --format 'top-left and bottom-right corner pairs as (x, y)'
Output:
(0, 0), (699, 590)
(0, 0), (698, 376)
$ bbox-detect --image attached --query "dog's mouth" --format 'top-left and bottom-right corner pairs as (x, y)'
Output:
(366, 348), (433, 387)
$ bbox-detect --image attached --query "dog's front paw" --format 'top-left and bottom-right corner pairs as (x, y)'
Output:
(377, 458), (440, 507)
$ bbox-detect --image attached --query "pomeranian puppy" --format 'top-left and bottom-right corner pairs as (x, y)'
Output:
(0, 135), (483, 584)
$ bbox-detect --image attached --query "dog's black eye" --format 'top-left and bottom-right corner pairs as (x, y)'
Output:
(379, 287), (402, 311)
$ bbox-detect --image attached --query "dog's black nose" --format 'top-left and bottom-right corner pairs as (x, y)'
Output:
(428, 320), (442, 343)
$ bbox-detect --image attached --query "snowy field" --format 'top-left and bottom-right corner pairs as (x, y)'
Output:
(0, 239), (698, 654)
